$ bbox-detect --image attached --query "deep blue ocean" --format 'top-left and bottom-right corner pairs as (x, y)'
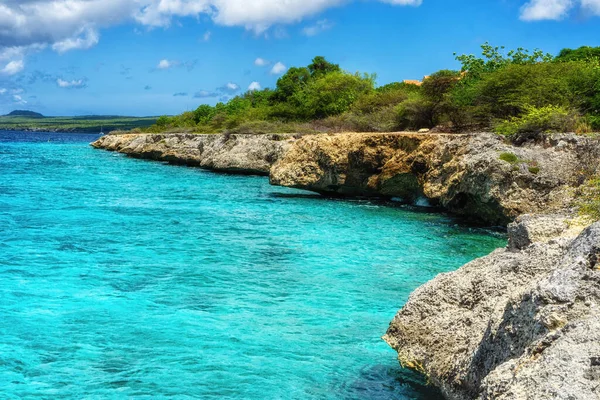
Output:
(0, 131), (506, 399)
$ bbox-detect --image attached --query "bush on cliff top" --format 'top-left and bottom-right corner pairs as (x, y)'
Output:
(144, 45), (600, 135)
(494, 105), (584, 141)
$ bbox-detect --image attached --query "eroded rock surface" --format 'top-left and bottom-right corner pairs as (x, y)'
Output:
(92, 133), (295, 175)
(384, 215), (600, 400)
(270, 132), (600, 225)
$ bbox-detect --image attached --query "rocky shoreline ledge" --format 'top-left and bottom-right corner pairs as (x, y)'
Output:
(92, 131), (600, 399)
(92, 133), (295, 175)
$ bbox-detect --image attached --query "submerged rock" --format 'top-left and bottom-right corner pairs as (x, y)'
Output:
(92, 133), (295, 176)
(383, 215), (600, 400)
(270, 132), (600, 225)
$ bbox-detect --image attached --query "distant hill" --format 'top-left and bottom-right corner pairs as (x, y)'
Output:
(7, 110), (44, 118)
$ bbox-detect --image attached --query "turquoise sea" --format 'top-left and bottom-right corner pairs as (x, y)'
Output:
(0, 132), (506, 399)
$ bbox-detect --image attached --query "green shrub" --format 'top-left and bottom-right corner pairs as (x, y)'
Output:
(473, 63), (594, 118)
(528, 166), (540, 174)
(588, 115), (600, 131)
(351, 84), (415, 114)
(579, 177), (600, 220)
(499, 152), (519, 163)
(296, 71), (374, 119)
(555, 46), (600, 63)
(396, 93), (435, 130)
(494, 105), (580, 140)
(143, 48), (600, 135)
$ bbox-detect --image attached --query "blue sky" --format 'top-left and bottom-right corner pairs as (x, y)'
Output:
(0, 0), (599, 116)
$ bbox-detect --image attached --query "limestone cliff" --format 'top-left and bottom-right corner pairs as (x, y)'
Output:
(92, 133), (295, 175)
(270, 132), (599, 225)
(384, 215), (600, 400)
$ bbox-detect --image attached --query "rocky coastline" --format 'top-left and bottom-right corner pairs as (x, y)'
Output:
(92, 132), (295, 176)
(92, 131), (600, 399)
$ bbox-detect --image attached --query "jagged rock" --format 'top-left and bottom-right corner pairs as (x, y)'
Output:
(383, 218), (600, 400)
(507, 214), (575, 250)
(92, 133), (295, 175)
(270, 132), (600, 225)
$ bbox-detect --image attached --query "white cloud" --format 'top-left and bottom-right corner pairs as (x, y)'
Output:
(52, 27), (99, 54)
(520, 0), (574, 20)
(270, 62), (287, 75)
(254, 57), (269, 66)
(0, 0), (425, 57)
(302, 19), (334, 36)
(57, 78), (85, 88)
(248, 81), (261, 91)
(218, 82), (240, 93)
(13, 95), (27, 105)
(202, 31), (212, 42)
(157, 59), (177, 69)
(0, 88), (6, 95)
(581, 0), (600, 13)
(1, 60), (24, 75)
(520, 0), (600, 19)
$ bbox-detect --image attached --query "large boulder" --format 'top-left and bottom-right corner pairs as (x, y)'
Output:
(384, 216), (600, 400)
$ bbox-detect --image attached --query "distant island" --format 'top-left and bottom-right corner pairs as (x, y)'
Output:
(0, 110), (157, 133)
(6, 110), (45, 118)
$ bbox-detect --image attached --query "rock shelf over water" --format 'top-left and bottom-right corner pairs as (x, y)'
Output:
(93, 131), (600, 399)
(92, 133), (295, 176)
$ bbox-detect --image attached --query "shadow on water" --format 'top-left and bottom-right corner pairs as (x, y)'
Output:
(337, 364), (444, 400)
(269, 192), (507, 233)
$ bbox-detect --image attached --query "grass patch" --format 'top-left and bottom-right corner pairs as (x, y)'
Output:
(499, 152), (519, 163)
(579, 177), (600, 220)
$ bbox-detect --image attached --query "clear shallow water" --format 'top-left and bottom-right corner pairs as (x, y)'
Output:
(0, 132), (506, 399)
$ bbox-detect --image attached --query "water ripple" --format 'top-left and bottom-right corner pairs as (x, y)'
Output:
(0, 132), (506, 399)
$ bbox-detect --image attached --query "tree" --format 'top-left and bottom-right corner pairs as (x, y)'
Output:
(307, 56), (341, 77)
(454, 42), (553, 79)
(271, 67), (311, 102)
(193, 105), (215, 124)
(556, 46), (600, 63)
(298, 71), (374, 119)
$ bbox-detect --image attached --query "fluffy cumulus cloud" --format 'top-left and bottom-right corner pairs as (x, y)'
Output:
(1, 60), (25, 75)
(520, 0), (600, 20)
(157, 59), (177, 69)
(0, 0), (425, 65)
(218, 82), (240, 93)
(4, 0), (599, 78)
(248, 81), (261, 91)
(254, 57), (269, 66)
(270, 62), (286, 75)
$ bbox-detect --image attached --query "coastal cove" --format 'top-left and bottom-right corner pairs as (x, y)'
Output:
(92, 130), (600, 399)
(0, 131), (505, 399)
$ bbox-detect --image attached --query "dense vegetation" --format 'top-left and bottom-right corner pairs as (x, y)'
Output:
(0, 115), (157, 133)
(149, 45), (600, 137)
